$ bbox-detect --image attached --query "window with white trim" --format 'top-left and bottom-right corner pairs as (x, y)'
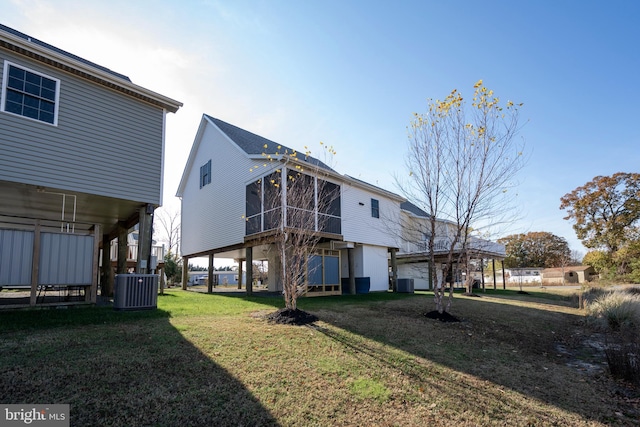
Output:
(1, 61), (60, 125)
(371, 198), (380, 218)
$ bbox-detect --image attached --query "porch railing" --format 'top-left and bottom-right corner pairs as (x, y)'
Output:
(109, 242), (165, 262)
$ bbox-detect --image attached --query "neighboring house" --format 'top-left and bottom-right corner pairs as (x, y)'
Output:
(177, 115), (404, 295)
(542, 266), (596, 285)
(108, 226), (166, 272)
(483, 268), (544, 286)
(187, 271), (246, 286)
(0, 24), (181, 307)
(177, 115), (505, 295)
(396, 201), (506, 290)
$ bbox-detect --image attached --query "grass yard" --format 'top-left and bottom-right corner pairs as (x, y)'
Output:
(0, 289), (638, 426)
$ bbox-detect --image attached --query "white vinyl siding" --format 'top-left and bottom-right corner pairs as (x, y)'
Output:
(341, 184), (401, 247)
(398, 263), (431, 290)
(0, 52), (165, 204)
(180, 123), (258, 256)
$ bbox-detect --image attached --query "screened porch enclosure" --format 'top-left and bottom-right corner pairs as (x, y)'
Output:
(245, 168), (341, 236)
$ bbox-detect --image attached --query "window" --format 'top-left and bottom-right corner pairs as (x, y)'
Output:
(1, 62), (59, 125)
(199, 159), (211, 188)
(371, 198), (380, 218)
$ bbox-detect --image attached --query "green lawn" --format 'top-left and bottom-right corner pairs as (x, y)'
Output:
(0, 289), (637, 426)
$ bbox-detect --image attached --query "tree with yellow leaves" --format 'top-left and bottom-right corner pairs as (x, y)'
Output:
(399, 80), (526, 314)
(247, 143), (341, 315)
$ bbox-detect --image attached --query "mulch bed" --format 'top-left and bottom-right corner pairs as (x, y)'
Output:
(265, 308), (319, 325)
(424, 310), (461, 323)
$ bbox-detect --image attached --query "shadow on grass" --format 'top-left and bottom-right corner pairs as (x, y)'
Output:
(294, 291), (633, 424)
(0, 307), (278, 426)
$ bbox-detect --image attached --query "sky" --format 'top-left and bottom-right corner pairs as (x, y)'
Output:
(3, 0), (639, 264)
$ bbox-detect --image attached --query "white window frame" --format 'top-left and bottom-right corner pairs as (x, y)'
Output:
(1, 61), (60, 126)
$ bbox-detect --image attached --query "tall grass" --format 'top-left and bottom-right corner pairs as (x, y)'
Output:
(584, 288), (640, 383)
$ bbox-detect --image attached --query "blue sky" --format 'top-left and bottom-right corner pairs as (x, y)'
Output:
(3, 0), (639, 259)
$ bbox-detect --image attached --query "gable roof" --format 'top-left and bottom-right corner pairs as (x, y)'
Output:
(0, 23), (182, 113)
(400, 201), (431, 218)
(205, 115), (333, 170)
(176, 115), (406, 202)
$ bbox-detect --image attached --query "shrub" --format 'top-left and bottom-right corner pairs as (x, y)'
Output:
(604, 332), (640, 384)
(585, 291), (640, 331)
(580, 286), (610, 308)
(585, 290), (640, 384)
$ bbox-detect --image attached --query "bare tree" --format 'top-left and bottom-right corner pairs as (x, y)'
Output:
(155, 207), (181, 254)
(249, 145), (340, 312)
(399, 80), (526, 313)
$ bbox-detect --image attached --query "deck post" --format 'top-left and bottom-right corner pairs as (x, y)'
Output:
(348, 248), (356, 295)
(246, 247), (253, 296)
(136, 204), (153, 274)
(502, 260), (507, 290)
(492, 259), (497, 290)
(117, 223), (128, 274)
(238, 258), (244, 290)
(208, 254), (214, 293)
(30, 220), (41, 306)
(89, 225), (100, 303)
(390, 248), (398, 292)
(182, 257), (189, 290)
(101, 233), (114, 297)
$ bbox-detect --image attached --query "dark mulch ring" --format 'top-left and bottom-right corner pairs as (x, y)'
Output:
(265, 308), (319, 325)
(517, 290), (530, 295)
(424, 310), (461, 323)
(463, 292), (482, 298)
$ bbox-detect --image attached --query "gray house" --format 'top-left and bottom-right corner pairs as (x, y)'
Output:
(0, 24), (182, 307)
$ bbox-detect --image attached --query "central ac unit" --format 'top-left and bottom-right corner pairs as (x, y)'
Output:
(114, 274), (158, 310)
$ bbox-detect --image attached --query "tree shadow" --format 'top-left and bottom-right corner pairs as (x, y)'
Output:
(292, 292), (636, 424)
(0, 307), (279, 426)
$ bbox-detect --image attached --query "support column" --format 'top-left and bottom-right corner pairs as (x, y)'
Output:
(501, 260), (507, 290)
(246, 247), (253, 296)
(238, 259), (244, 289)
(492, 259), (497, 290)
(117, 224), (128, 274)
(101, 233), (114, 297)
(208, 254), (214, 293)
(348, 248), (356, 295)
(480, 258), (485, 292)
(90, 225), (101, 303)
(182, 257), (189, 290)
(390, 248), (398, 292)
(159, 265), (165, 295)
(136, 204), (154, 274)
(30, 220), (41, 306)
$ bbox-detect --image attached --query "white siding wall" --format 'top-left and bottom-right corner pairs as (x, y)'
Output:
(398, 263), (431, 290)
(341, 184), (401, 247)
(398, 262), (445, 289)
(338, 244), (389, 292)
(180, 123), (257, 256)
(361, 245), (389, 292)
